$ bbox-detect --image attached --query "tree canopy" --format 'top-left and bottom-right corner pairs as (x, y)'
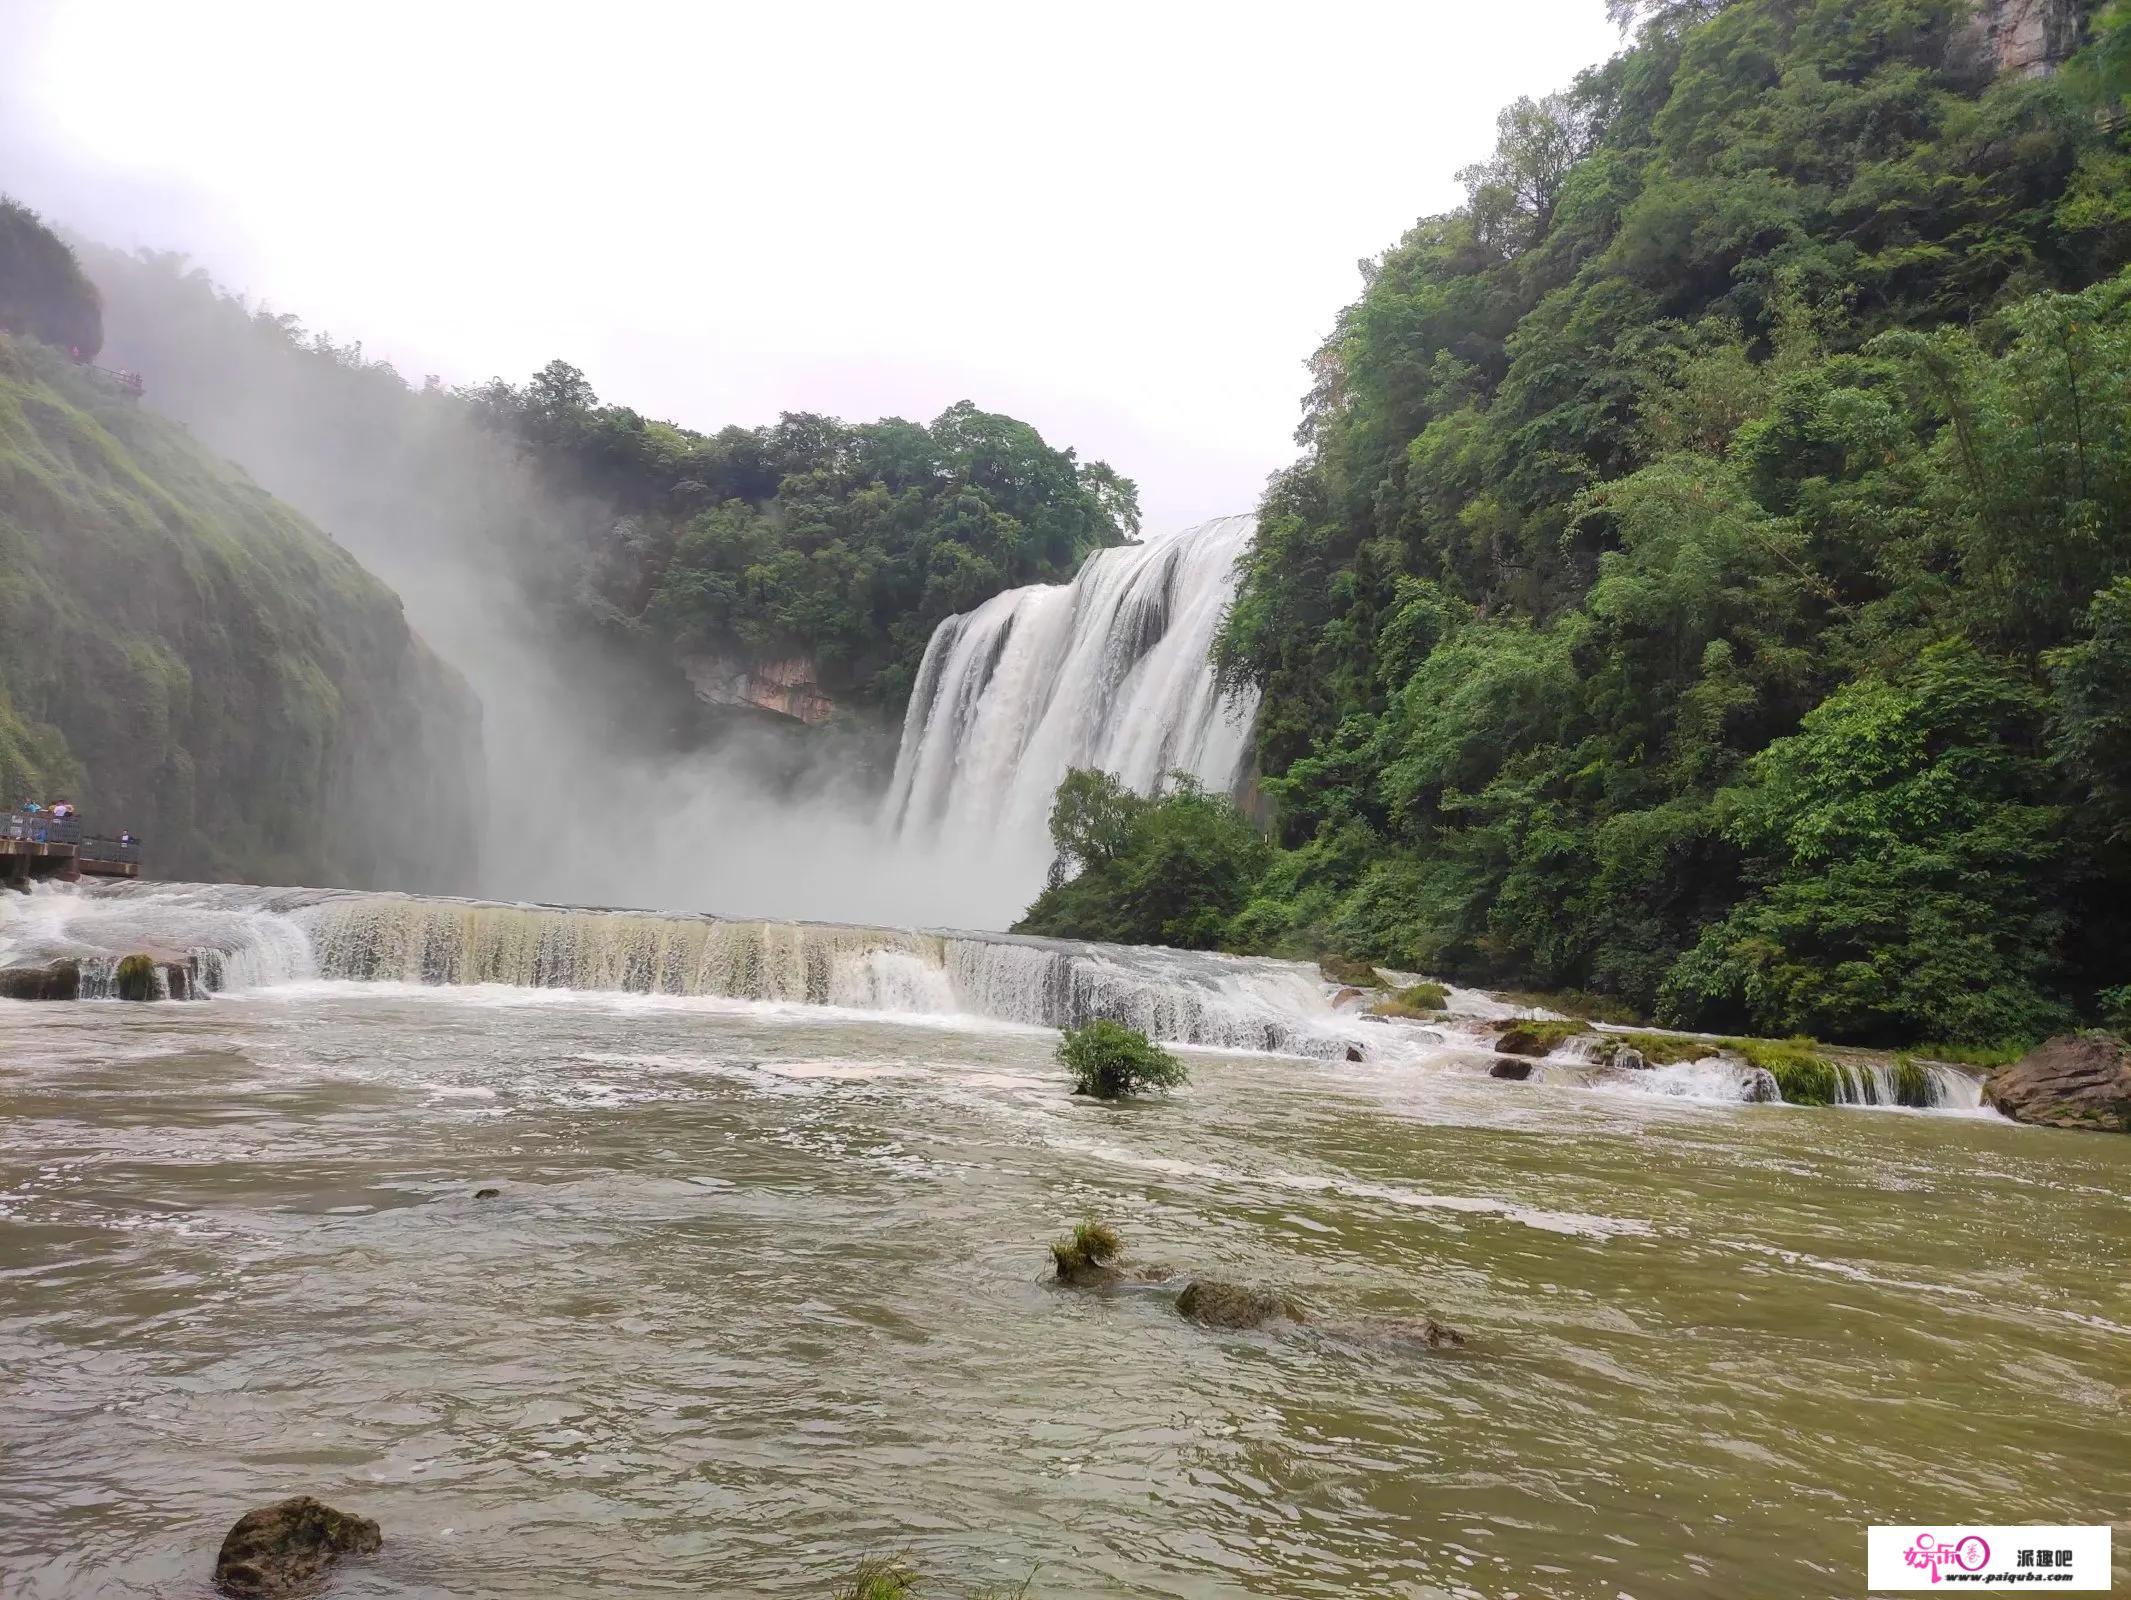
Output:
(1037, 0), (2131, 1047)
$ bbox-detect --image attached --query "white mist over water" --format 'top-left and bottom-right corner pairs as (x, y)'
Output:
(884, 514), (1260, 927)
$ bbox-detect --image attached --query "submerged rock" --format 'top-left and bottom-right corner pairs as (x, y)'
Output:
(1344, 1044), (1364, 1063)
(1613, 1046), (1648, 1071)
(473, 1187), (501, 1200)
(0, 959), (81, 1001)
(213, 1496), (381, 1598)
(1176, 1279), (1307, 1329)
(1984, 1034), (2131, 1133)
(1360, 1314), (1468, 1352)
(1488, 1059), (1533, 1081)
(1331, 986), (1364, 1007)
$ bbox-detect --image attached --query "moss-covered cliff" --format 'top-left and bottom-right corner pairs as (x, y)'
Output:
(0, 333), (480, 889)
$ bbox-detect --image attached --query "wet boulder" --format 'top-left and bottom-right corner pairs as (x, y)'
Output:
(1176, 1279), (1307, 1329)
(1984, 1033), (2131, 1133)
(213, 1495), (381, 1598)
(473, 1187), (501, 1200)
(1613, 1046), (1648, 1071)
(113, 953), (159, 1002)
(0, 959), (80, 1001)
(1344, 1044), (1364, 1063)
(1488, 1059), (1533, 1081)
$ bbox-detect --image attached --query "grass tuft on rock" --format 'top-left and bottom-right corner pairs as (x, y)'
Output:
(1059, 1020), (1186, 1100)
(1050, 1220), (1123, 1282)
(1371, 981), (1448, 1018)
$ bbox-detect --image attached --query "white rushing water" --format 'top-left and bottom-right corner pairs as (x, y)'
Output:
(883, 514), (1259, 925)
(0, 882), (1989, 1111)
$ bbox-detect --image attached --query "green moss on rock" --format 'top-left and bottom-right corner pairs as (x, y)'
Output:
(112, 952), (158, 1002)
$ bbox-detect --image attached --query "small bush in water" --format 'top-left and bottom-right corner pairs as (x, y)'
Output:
(1058, 1020), (1187, 1099)
(1050, 1220), (1122, 1280)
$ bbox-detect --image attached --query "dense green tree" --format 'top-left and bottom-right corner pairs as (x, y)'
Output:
(0, 197), (101, 358)
(1070, 0), (2131, 1046)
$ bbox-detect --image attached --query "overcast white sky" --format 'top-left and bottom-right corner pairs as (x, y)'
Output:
(3, 1), (1622, 532)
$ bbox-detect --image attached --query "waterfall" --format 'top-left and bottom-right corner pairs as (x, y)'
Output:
(2, 882), (1994, 1111)
(882, 515), (1260, 924)
(1829, 1057), (1983, 1110)
(292, 894), (1348, 1058)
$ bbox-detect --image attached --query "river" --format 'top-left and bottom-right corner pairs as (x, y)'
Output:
(3, 888), (2128, 1596)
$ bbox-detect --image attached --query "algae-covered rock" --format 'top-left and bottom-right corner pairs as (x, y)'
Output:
(1984, 1033), (2131, 1132)
(0, 959), (80, 1001)
(113, 953), (159, 1002)
(213, 1495), (381, 1598)
(1318, 955), (1380, 988)
(1176, 1279), (1307, 1329)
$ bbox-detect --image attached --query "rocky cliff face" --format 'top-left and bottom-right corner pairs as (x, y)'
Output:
(683, 653), (836, 725)
(1966, 0), (2090, 77)
(0, 334), (482, 892)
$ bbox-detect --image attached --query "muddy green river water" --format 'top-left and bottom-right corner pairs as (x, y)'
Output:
(3, 982), (2127, 1597)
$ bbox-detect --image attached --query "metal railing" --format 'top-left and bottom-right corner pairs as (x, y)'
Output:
(3, 815), (138, 862)
(2, 812), (80, 846)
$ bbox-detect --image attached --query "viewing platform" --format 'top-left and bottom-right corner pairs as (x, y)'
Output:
(2, 813), (141, 887)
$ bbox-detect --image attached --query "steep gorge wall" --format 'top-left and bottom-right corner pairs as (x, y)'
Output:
(0, 335), (482, 891)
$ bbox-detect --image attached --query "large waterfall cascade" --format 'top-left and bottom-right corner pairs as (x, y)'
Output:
(883, 514), (1261, 923)
(0, 882), (1985, 1110)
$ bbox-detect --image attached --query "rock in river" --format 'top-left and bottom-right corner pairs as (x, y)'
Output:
(1984, 1033), (2131, 1133)
(213, 1496), (381, 1598)
(0, 959), (80, 1001)
(1176, 1279), (1307, 1329)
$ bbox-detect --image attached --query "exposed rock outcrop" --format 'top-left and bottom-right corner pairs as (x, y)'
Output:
(1984, 1033), (2131, 1132)
(1964, 0), (2088, 76)
(213, 1496), (381, 1598)
(1176, 1279), (1307, 1329)
(0, 959), (80, 1000)
(683, 653), (835, 725)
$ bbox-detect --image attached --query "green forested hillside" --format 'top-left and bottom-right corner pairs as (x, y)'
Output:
(1024, 0), (2131, 1046)
(0, 330), (479, 889)
(84, 246), (1137, 720)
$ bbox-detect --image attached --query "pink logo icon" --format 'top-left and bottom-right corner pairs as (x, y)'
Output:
(1903, 1533), (1992, 1582)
